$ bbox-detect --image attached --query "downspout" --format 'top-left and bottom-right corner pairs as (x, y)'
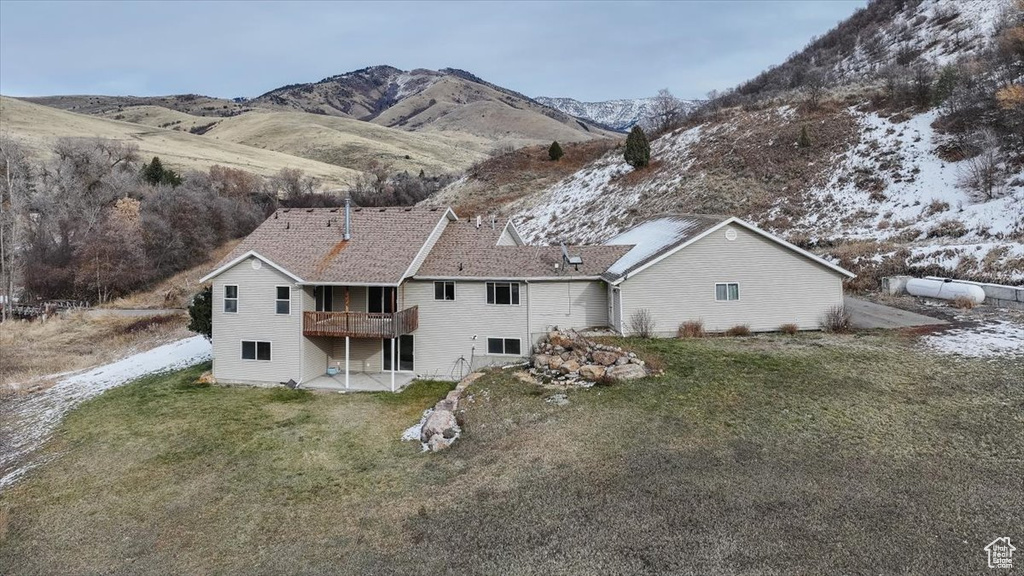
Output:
(525, 280), (531, 354)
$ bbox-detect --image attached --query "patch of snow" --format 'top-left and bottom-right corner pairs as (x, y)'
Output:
(922, 321), (1024, 358)
(400, 408), (432, 452)
(535, 96), (699, 131)
(0, 336), (212, 491)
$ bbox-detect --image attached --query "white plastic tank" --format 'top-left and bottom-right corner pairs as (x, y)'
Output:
(906, 278), (986, 304)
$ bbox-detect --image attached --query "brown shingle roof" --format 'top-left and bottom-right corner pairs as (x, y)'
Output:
(415, 218), (631, 279)
(211, 207), (451, 284)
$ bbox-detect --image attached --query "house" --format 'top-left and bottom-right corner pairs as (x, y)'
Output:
(200, 204), (854, 389)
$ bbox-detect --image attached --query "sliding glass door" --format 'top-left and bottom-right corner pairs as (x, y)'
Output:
(382, 335), (414, 372)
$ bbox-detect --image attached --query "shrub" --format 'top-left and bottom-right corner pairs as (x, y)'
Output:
(797, 125), (812, 148)
(548, 141), (564, 161)
(628, 308), (656, 338)
(187, 286), (213, 340)
(725, 324), (751, 337)
(677, 319), (705, 338)
(951, 295), (976, 309)
(779, 323), (799, 335)
(820, 305), (852, 333)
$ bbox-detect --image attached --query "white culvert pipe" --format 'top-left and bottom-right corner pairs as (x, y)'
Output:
(906, 278), (985, 304)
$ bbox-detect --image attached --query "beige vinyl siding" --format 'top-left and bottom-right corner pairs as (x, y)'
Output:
(529, 280), (608, 340)
(496, 227), (519, 246)
(405, 279), (529, 379)
(329, 338), (383, 373)
(211, 258), (303, 385)
(618, 225), (844, 335)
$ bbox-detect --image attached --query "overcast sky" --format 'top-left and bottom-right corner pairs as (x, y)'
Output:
(0, 0), (865, 102)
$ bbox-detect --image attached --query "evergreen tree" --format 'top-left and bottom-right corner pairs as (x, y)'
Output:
(798, 126), (812, 148)
(187, 285), (213, 340)
(141, 156), (182, 187)
(624, 126), (650, 168)
(548, 141), (564, 161)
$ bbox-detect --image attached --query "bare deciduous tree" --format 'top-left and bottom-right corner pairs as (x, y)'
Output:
(647, 88), (684, 135)
(958, 130), (1007, 200)
(0, 135), (32, 319)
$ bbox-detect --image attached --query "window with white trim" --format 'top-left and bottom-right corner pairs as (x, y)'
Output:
(224, 285), (238, 313)
(241, 340), (271, 361)
(434, 281), (455, 301)
(486, 282), (520, 305)
(715, 283), (740, 301)
(275, 286), (290, 314)
(486, 337), (522, 356)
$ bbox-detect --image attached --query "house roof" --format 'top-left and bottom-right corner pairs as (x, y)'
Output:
(203, 207), (454, 285)
(415, 218), (631, 280)
(603, 214), (855, 282)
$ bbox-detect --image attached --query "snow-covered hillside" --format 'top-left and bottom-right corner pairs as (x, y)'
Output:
(535, 96), (697, 131)
(832, 0), (1006, 77)
(511, 105), (1024, 283)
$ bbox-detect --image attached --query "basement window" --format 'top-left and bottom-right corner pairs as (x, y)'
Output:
(486, 337), (522, 356)
(486, 282), (520, 305)
(241, 340), (271, 361)
(224, 285), (238, 313)
(434, 281), (456, 301)
(276, 286), (291, 314)
(715, 283), (740, 302)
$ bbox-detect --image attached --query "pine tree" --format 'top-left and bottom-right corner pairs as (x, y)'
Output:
(187, 285), (213, 340)
(798, 126), (812, 148)
(141, 156), (182, 187)
(548, 141), (564, 161)
(624, 126), (650, 168)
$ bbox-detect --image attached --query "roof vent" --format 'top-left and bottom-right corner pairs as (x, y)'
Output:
(476, 215), (481, 229)
(561, 242), (583, 271)
(343, 196), (351, 241)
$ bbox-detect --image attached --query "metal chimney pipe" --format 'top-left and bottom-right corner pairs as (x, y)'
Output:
(343, 196), (352, 241)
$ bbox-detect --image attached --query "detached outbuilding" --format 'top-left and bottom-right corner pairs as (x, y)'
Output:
(603, 215), (855, 336)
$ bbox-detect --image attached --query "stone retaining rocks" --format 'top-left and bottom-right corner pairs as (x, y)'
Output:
(530, 329), (650, 384)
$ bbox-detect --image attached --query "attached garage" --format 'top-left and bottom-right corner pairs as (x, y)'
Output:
(604, 215), (855, 336)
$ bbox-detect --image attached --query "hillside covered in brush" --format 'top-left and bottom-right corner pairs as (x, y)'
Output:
(438, 0), (1024, 286)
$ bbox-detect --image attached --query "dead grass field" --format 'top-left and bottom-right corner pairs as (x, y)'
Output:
(0, 97), (360, 188)
(1, 333), (1020, 574)
(0, 312), (191, 393)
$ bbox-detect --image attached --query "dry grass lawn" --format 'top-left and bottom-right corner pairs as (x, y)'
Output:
(0, 333), (1020, 574)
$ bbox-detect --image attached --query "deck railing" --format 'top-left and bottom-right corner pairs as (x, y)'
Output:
(302, 306), (418, 338)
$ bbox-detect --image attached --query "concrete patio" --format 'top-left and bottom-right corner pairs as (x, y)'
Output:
(302, 372), (416, 392)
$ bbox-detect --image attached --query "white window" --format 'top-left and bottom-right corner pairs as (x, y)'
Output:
(434, 281), (455, 301)
(241, 340), (271, 361)
(275, 286), (290, 314)
(486, 282), (520, 305)
(224, 285), (238, 313)
(715, 283), (740, 301)
(486, 337), (522, 356)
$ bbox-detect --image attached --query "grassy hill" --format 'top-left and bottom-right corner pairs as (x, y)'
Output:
(0, 96), (360, 188)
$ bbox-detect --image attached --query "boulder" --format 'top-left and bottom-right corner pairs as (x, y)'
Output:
(427, 434), (456, 452)
(592, 350), (619, 366)
(615, 355), (630, 366)
(607, 363), (647, 381)
(533, 354), (551, 369)
(549, 356), (565, 371)
(420, 409), (458, 444)
(629, 358), (645, 366)
(550, 332), (574, 349)
(579, 364), (606, 381)
(560, 359), (580, 374)
(197, 371), (216, 385)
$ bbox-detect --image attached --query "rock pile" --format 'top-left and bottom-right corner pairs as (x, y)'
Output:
(530, 330), (649, 385)
(417, 372), (483, 452)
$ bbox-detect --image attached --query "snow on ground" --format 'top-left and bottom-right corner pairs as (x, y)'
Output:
(795, 107), (1024, 281)
(922, 320), (1024, 358)
(0, 336), (212, 491)
(400, 408), (432, 452)
(513, 124), (704, 244)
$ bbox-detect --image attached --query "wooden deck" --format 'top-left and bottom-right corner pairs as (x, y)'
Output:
(302, 306), (418, 338)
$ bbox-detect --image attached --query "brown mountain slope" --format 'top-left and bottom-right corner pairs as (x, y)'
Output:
(0, 96), (360, 187)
